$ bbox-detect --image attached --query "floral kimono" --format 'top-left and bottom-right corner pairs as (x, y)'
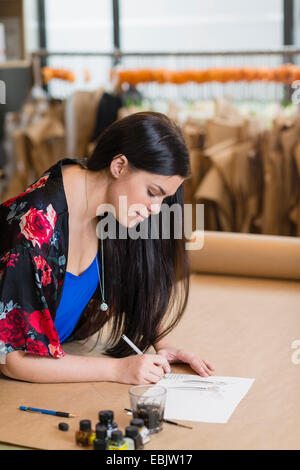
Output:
(0, 157), (102, 360)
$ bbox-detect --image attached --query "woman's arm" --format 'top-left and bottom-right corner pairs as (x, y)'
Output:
(0, 350), (119, 383)
(0, 349), (171, 384)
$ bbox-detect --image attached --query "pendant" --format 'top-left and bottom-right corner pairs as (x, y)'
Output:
(100, 302), (108, 312)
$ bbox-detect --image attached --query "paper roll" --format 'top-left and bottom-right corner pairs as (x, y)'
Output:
(188, 230), (300, 280)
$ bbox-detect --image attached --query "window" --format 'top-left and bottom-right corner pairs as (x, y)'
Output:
(120, 0), (283, 52)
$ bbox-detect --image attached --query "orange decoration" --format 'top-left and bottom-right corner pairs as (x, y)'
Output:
(112, 63), (300, 86)
(42, 67), (75, 84)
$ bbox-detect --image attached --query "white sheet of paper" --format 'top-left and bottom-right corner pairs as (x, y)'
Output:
(155, 374), (255, 424)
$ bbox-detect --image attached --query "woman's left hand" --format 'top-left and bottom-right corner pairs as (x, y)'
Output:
(156, 347), (215, 377)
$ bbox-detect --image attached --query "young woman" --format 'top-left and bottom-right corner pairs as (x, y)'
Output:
(0, 111), (214, 383)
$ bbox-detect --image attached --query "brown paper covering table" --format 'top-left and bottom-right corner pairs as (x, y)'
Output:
(0, 232), (299, 450)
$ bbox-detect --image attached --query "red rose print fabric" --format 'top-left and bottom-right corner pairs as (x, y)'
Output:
(19, 204), (57, 249)
(0, 163), (69, 359)
(0, 244), (64, 358)
(2, 174), (50, 208)
(0, 157), (101, 361)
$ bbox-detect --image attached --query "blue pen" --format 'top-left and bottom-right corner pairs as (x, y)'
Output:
(19, 406), (76, 418)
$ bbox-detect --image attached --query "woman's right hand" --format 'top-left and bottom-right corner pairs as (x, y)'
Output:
(115, 354), (171, 385)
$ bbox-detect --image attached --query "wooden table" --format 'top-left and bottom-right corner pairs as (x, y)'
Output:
(0, 273), (299, 450)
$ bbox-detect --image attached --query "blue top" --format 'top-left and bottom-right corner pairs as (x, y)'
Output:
(54, 253), (99, 343)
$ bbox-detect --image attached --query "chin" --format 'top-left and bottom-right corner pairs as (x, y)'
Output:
(128, 217), (142, 228)
(114, 213), (138, 229)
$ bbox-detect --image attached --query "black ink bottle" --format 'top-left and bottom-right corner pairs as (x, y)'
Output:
(107, 430), (128, 450)
(75, 419), (95, 447)
(98, 410), (118, 438)
(130, 418), (150, 445)
(93, 424), (107, 450)
(125, 425), (144, 450)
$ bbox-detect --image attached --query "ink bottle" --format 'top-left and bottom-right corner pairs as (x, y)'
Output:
(75, 419), (95, 447)
(107, 430), (128, 450)
(93, 424), (107, 450)
(125, 425), (144, 450)
(98, 410), (118, 438)
(130, 418), (150, 445)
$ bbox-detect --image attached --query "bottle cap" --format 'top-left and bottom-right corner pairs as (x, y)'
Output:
(79, 419), (91, 431)
(58, 422), (69, 431)
(99, 410), (114, 424)
(95, 424), (107, 439)
(130, 418), (144, 428)
(93, 439), (106, 450)
(111, 430), (123, 442)
(125, 425), (139, 439)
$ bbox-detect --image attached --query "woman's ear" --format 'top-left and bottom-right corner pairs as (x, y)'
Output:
(110, 154), (129, 178)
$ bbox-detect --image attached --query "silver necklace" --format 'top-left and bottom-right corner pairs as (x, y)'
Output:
(85, 169), (109, 313)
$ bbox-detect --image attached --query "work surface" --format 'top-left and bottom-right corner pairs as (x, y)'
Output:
(0, 273), (299, 450)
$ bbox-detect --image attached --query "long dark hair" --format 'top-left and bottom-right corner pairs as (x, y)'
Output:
(81, 111), (191, 357)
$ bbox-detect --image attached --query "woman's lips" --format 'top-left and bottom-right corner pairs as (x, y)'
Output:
(136, 211), (146, 221)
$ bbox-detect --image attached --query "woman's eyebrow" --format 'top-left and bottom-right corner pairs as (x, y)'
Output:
(153, 184), (166, 195)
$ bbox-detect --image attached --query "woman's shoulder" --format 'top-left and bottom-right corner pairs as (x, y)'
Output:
(0, 157), (87, 257)
(1, 172), (51, 209)
(0, 159), (68, 257)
